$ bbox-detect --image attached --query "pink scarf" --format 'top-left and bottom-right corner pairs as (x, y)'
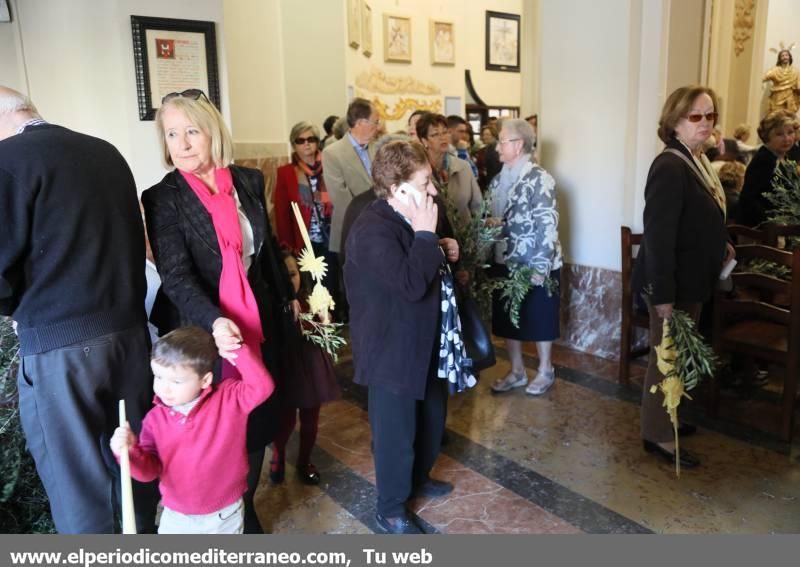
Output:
(180, 168), (265, 365)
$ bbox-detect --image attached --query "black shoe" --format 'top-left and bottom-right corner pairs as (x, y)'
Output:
(269, 460), (285, 484)
(375, 513), (424, 534)
(643, 440), (700, 468)
(414, 478), (454, 498)
(677, 423), (697, 437)
(297, 463), (321, 485)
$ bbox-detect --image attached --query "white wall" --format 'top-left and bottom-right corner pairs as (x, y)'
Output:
(281, 1), (348, 137)
(539, 0), (716, 270)
(224, 0), (348, 154)
(221, 0), (523, 148)
(629, 0), (669, 234)
(224, 0), (286, 146)
(2, 0), (228, 193)
(520, 0), (541, 118)
(0, 0), (26, 91)
(664, 0), (705, 94)
(345, 0), (523, 130)
(540, 0), (644, 270)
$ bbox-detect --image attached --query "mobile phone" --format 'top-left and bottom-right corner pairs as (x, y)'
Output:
(396, 182), (423, 206)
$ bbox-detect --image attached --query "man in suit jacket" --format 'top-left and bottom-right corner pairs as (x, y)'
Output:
(322, 98), (380, 253)
(0, 86), (156, 533)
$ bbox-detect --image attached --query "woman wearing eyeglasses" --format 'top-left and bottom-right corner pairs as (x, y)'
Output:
(487, 119), (562, 397)
(416, 112), (482, 225)
(274, 121), (339, 300)
(737, 110), (797, 227)
(632, 86), (733, 470)
(142, 90), (298, 533)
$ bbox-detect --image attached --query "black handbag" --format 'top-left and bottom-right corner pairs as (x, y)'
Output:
(456, 289), (496, 372)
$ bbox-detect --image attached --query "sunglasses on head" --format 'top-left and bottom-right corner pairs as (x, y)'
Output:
(161, 89), (210, 105)
(686, 112), (718, 123)
(293, 136), (319, 145)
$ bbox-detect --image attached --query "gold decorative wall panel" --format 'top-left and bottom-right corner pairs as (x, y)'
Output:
(733, 0), (755, 57)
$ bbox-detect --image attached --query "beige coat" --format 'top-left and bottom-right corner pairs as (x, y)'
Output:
(322, 135), (377, 252)
(445, 152), (483, 225)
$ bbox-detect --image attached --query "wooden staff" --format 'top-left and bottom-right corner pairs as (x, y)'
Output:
(291, 201), (315, 255)
(118, 400), (137, 534)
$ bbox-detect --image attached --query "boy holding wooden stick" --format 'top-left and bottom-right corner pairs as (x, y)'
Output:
(110, 326), (274, 533)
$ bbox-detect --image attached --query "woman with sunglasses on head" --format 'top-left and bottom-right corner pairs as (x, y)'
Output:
(142, 90), (298, 533)
(274, 121), (339, 306)
(737, 110), (797, 228)
(632, 86), (733, 470)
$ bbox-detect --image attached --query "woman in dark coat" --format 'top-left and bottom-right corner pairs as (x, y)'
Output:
(737, 110), (798, 227)
(345, 140), (461, 534)
(142, 90), (297, 533)
(632, 85), (733, 470)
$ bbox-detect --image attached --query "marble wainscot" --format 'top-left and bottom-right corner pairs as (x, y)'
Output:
(557, 263), (646, 360)
(234, 142), (290, 224)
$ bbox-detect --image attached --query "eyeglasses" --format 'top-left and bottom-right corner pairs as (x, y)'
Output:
(428, 130), (449, 138)
(293, 136), (319, 145)
(361, 118), (381, 127)
(161, 89), (209, 105)
(686, 112), (718, 123)
(497, 138), (521, 145)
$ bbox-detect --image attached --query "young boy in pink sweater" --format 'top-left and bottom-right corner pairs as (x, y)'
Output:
(110, 326), (274, 534)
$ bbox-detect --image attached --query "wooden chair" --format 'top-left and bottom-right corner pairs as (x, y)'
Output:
(619, 226), (650, 384)
(727, 224), (768, 245)
(710, 244), (800, 441)
(764, 223), (800, 250)
(727, 223), (800, 248)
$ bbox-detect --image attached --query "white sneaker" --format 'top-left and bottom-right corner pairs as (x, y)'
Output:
(525, 369), (555, 396)
(491, 371), (528, 393)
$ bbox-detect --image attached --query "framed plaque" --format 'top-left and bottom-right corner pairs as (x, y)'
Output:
(130, 15), (221, 120)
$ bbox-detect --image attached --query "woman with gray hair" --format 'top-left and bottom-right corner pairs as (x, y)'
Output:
(488, 118), (563, 396)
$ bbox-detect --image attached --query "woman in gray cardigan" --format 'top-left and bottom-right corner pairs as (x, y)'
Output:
(488, 119), (563, 396)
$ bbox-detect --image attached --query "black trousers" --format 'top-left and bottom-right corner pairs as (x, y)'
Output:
(641, 299), (702, 443)
(17, 325), (158, 533)
(367, 373), (448, 518)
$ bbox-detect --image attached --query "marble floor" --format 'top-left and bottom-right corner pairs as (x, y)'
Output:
(254, 341), (800, 534)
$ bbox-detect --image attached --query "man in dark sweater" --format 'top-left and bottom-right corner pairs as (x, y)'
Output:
(0, 86), (156, 533)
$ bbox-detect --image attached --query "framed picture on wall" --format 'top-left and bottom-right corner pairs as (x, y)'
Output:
(0, 0), (11, 23)
(362, 2), (373, 57)
(347, 0), (361, 48)
(485, 11), (520, 72)
(383, 14), (412, 63)
(130, 16), (221, 121)
(430, 20), (455, 65)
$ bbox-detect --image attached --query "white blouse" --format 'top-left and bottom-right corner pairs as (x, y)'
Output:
(232, 188), (255, 271)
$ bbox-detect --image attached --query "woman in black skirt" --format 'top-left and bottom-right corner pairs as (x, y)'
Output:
(487, 118), (563, 396)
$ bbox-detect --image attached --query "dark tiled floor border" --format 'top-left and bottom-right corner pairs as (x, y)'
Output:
(286, 441), (439, 534)
(333, 366), (652, 534)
